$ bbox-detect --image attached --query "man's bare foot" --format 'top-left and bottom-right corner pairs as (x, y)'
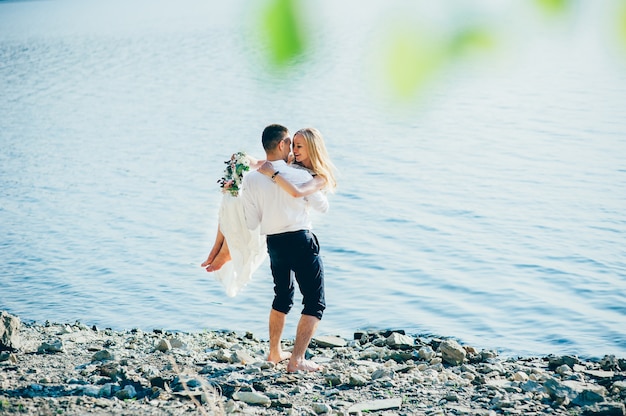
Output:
(267, 351), (291, 364)
(204, 248), (231, 272)
(287, 359), (322, 373)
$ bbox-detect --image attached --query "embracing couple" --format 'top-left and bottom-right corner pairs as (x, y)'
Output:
(201, 124), (337, 372)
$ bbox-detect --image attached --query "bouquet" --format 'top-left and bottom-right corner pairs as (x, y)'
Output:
(217, 151), (250, 197)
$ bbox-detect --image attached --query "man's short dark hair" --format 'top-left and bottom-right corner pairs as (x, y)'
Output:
(262, 124), (289, 151)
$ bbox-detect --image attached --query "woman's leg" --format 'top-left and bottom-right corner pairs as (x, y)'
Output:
(202, 227), (232, 271)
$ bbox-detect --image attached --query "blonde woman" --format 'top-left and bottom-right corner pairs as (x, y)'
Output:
(202, 127), (337, 296)
(257, 127), (337, 196)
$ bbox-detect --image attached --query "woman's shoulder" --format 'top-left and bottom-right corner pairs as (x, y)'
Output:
(290, 162), (315, 176)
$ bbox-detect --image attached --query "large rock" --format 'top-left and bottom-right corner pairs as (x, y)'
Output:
(581, 403), (626, 416)
(0, 311), (21, 351)
(313, 335), (347, 348)
(438, 339), (466, 366)
(385, 332), (414, 349)
(544, 377), (607, 407)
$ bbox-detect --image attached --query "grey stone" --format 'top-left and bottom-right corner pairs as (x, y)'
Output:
(386, 332), (414, 349)
(418, 346), (435, 360)
(349, 373), (368, 386)
(583, 369), (615, 380)
(582, 403), (626, 416)
(371, 368), (394, 380)
(312, 402), (332, 414)
(0, 311), (21, 351)
(544, 377), (607, 407)
(38, 339), (64, 353)
(612, 380), (626, 391)
(520, 380), (545, 393)
(168, 337), (185, 349)
(549, 355), (580, 368)
(556, 364), (573, 375)
(57, 325), (73, 335)
(438, 339), (466, 366)
(91, 349), (114, 362)
(478, 362), (505, 375)
(347, 398), (402, 413)
(154, 339), (171, 352)
(98, 383), (119, 398)
(231, 349), (256, 364)
(0, 351), (17, 363)
(98, 362), (120, 379)
(314, 335), (347, 348)
(232, 391), (271, 406)
(81, 385), (101, 397)
(115, 384), (137, 400)
(324, 373), (342, 387)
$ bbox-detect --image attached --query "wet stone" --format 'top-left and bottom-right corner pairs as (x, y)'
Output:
(1, 318), (625, 416)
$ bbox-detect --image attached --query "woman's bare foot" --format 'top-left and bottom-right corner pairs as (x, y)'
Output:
(204, 247), (231, 272)
(201, 229), (226, 268)
(201, 250), (218, 268)
(267, 351), (292, 364)
(287, 358), (322, 373)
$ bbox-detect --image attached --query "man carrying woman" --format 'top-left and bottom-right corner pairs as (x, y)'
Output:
(203, 124), (337, 372)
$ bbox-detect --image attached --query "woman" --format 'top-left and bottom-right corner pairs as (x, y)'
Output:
(202, 127), (336, 296)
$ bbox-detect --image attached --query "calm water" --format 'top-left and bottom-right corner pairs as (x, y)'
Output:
(1, 0), (625, 359)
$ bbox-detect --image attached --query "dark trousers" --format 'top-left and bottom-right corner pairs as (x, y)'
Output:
(266, 230), (325, 320)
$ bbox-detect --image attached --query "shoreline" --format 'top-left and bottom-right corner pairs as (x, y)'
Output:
(1, 312), (625, 415)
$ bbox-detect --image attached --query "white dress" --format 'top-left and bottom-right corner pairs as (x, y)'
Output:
(212, 192), (267, 297)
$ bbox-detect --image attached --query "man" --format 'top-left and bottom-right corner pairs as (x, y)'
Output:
(241, 124), (328, 372)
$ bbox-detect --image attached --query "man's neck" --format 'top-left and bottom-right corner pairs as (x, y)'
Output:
(265, 152), (286, 162)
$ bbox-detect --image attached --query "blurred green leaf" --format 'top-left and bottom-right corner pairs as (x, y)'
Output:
(620, 1), (626, 50)
(385, 28), (444, 100)
(448, 27), (495, 58)
(260, 0), (306, 68)
(535, 0), (570, 16)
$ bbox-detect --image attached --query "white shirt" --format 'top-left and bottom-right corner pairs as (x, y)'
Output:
(241, 160), (329, 236)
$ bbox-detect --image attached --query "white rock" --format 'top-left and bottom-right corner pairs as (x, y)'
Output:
(613, 380), (626, 391)
(386, 333), (414, 349)
(231, 349), (256, 364)
(232, 391), (271, 406)
(38, 339), (64, 353)
(418, 346), (435, 360)
(58, 325), (73, 335)
(169, 337), (185, 349)
(438, 339), (466, 366)
(347, 398), (402, 413)
(314, 335), (347, 348)
(513, 371), (529, 382)
(81, 385), (101, 397)
(555, 364), (572, 375)
(312, 402), (332, 414)
(155, 339), (171, 352)
(461, 372), (475, 381)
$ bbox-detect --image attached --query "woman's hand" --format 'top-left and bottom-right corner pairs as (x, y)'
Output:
(241, 154), (265, 170)
(258, 161), (275, 176)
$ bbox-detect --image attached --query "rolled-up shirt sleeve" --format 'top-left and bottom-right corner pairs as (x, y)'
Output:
(306, 190), (329, 213)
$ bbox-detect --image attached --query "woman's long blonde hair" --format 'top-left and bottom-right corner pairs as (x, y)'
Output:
(294, 127), (337, 193)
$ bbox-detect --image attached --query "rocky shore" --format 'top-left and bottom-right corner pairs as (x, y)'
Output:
(1, 311), (625, 416)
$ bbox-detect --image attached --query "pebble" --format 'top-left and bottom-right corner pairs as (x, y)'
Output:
(0, 313), (625, 416)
